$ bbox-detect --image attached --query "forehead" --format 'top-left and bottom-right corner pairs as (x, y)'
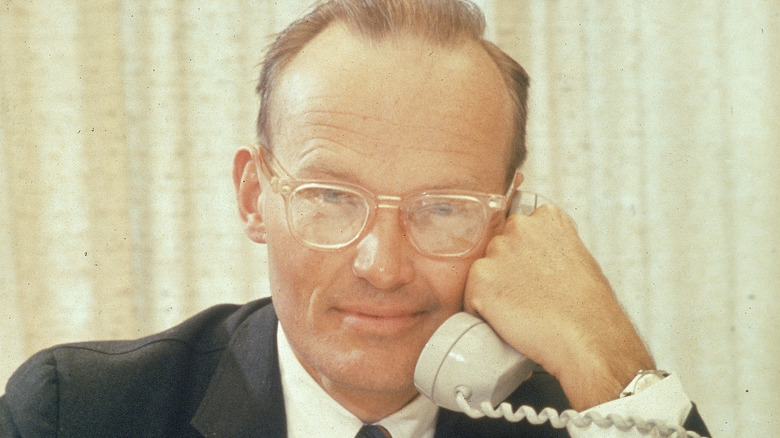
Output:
(268, 25), (514, 192)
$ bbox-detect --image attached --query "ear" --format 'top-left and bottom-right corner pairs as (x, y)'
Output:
(233, 146), (266, 243)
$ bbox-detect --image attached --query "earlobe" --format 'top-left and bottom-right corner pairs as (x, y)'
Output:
(245, 214), (266, 244)
(233, 146), (266, 243)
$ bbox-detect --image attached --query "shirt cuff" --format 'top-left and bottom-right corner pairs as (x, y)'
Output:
(566, 372), (692, 438)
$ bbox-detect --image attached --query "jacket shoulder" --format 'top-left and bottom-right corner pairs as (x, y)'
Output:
(1, 348), (59, 436)
(0, 298), (274, 437)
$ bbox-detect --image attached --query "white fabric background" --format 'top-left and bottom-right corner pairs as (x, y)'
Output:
(1, 1), (777, 436)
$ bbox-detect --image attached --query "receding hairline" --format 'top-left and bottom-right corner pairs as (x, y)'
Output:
(256, 0), (530, 181)
(268, 19), (494, 118)
(272, 23), (513, 125)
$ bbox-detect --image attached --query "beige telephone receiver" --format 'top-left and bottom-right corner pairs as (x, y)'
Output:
(413, 191), (708, 437)
(413, 191), (543, 413)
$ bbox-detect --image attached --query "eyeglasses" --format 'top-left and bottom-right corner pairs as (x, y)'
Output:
(255, 147), (516, 258)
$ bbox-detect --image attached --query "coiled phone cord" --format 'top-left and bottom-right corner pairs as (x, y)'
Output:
(454, 390), (708, 438)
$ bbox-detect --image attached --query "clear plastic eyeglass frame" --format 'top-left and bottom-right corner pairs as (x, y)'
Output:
(254, 146), (517, 258)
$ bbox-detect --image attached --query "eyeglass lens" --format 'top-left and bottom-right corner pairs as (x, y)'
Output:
(407, 195), (486, 255)
(288, 184), (370, 248)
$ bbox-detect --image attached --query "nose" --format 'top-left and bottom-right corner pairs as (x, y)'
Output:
(352, 208), (415, 290)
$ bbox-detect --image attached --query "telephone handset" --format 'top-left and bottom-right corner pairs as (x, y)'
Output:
(414, 191), (545, 413)
(413, 191), (708, 437)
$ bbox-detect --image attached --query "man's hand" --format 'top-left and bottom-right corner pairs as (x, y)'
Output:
(464, 205), (655, 411)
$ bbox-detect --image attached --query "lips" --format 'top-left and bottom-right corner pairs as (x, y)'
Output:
(337, 304), (427, 336)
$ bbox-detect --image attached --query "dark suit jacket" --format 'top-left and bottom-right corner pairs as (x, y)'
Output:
(0, 298), (709, 437)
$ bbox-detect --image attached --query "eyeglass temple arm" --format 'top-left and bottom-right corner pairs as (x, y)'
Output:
(254, 145), (295, 181)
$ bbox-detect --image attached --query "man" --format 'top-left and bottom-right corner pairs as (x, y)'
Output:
(1, 0), (709, 437)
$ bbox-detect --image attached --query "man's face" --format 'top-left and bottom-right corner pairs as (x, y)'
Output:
(259, 25), (515, 409)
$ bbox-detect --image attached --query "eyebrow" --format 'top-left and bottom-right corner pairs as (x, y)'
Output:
(284, 139), (503, 192)
(292, 159), (494, 194)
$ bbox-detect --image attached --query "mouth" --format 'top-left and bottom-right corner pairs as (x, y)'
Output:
(337, 306), (427, 337)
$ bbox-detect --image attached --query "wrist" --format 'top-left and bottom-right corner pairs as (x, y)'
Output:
(554, 337), (655, 411)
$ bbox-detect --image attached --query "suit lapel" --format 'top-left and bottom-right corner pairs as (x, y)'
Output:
(191, 302), (287, 437)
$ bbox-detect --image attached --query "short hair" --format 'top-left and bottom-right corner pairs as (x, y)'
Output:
(256, 0), (531, 180)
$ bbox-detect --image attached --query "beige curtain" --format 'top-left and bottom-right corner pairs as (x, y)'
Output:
(1, 1), (777, 436)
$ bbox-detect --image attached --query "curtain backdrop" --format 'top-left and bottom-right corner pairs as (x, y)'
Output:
(1, 1), (777, 436)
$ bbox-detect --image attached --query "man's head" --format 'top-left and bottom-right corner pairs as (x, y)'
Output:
(255, 0), (530, 183)
(234, 0), (530, 422)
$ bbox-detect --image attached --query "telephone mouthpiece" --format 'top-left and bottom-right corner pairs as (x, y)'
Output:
(414, 312), (534, 412)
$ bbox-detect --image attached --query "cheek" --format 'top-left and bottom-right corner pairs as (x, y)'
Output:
(264, 210), (354, 326)
(422, 258), (474, 312)
(421, 231), (498, 315)
(262, 194), (318, 286)
(263, 202), (317, 318)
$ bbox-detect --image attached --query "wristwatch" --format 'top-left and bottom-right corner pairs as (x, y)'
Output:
(619, 370), (670, 398)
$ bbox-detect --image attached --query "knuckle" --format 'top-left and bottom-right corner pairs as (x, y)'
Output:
(484, 234), (511, 256)
(467, 257), (490, 281)
(466, 258), (496, 294)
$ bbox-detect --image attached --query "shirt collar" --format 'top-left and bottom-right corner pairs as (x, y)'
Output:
(277, 322), (439, 438)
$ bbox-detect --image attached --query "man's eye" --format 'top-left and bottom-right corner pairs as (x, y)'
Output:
(321, 189), (351, 203)
(430, 203), (455, 216)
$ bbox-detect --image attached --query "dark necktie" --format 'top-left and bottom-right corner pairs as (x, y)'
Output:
(355, 424), (392, 438)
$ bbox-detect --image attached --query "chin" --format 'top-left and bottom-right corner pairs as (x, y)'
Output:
(319, 343), (420, 394)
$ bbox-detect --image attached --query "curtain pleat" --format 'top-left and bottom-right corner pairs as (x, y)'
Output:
(1, 1), (777, 435)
